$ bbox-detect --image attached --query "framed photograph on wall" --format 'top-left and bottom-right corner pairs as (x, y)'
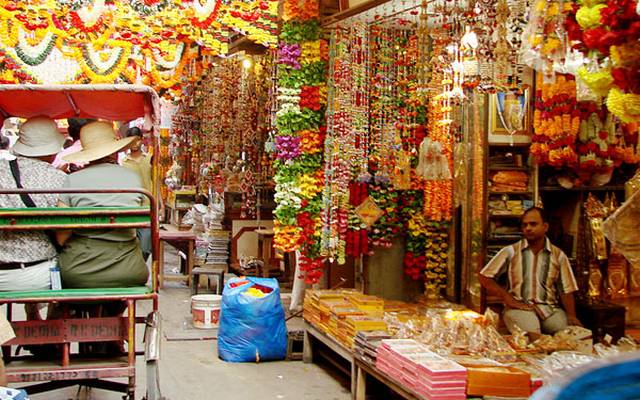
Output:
(488, 90), (531, 144)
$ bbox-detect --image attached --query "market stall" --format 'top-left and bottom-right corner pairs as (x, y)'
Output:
(286, 0), (640, 397)
(2, 0), (638, 397)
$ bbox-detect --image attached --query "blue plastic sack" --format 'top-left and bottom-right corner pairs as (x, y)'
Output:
(217, 277), (287, 362)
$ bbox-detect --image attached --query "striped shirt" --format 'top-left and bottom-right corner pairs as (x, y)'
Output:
(480, 238), (578, 318)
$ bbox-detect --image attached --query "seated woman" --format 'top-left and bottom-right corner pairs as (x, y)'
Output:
(57, 121), (148, 292)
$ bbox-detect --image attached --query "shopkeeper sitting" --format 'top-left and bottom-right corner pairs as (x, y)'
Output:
(478, 206), (582, 335)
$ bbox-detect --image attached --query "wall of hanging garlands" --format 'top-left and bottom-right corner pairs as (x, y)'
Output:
(0, 0), (278, 95)
(316, 16), (455, 296)
(271, 0), (540, 290)
(167, 52), (276, 216)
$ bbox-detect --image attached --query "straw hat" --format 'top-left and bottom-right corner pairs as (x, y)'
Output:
(63, 121), (136, 163)
(13, 116), (66, 157)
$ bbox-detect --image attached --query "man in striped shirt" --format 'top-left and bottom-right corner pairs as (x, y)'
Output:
(479, 207), (581, 335)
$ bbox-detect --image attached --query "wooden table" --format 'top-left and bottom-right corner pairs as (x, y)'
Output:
(158, 225), (197, 288)
(303, 322), (356, 399)
(353, 356), (424, 400)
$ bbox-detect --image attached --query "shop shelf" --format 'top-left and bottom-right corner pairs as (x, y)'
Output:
(488, 166), (529, 171)
(489, 213), (524, 218)
(539, 185), (625, 192)
(489, 190), (532, 195)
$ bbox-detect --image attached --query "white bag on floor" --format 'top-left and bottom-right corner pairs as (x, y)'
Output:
(289, 250), (306, 312)
(0, 388), (29, 400)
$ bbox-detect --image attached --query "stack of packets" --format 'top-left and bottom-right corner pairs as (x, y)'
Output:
(303, 290), (388, 349)
(353, 330), (391, 364)
(376, 339), (467, 400)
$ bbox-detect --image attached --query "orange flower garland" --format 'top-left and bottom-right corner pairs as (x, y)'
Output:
(423, 96), (453, 222)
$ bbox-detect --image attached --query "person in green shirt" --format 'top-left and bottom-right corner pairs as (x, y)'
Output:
(57, 121), (149, 292)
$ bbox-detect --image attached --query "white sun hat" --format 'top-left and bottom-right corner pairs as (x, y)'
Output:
(13, 116), (66, 157)
(63, 121), (136, 164)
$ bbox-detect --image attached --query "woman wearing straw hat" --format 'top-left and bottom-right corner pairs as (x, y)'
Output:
(56, 121), (149, 291)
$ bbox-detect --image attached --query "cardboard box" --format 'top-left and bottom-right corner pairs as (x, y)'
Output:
(463, 364), (531, 397)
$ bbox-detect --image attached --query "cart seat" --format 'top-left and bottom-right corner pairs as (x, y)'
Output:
(0, 206), (150, 230)
(0, 286), (152, 303)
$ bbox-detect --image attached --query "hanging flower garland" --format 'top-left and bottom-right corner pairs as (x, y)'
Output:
(14, 28), (57, 66)
(566, 0), (640, 123)
(274, 0), (327, 283)
(0, 0), (279, 92)
(143, 41), (195, 89)
(74, 39), (132, 83)
(531, 74), (580, 168)
(0, 18), (18, 47)
(532, 73), (639, 185)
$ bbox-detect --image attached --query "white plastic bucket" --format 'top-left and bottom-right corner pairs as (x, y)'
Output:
(191, 294), (222, 329)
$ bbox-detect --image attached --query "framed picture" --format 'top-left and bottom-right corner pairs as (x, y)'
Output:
(488, 90), (531, 144)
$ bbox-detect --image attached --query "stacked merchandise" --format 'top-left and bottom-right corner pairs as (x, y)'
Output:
(353, 330), (391, 365)
(303, 290), (388, 348)
(336, 316), (387, 349)
(303, 290), (353, 331)
(194, 231), (230, 266)
(489, 171), (529, 192)
(488, 199), (534, 216)
(205, 231), (230, 265)
(349, 295), (385, 317)
(376, 339), (467, 400)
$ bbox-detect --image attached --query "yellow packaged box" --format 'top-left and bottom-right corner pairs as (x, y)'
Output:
(463, 364), (531, 397)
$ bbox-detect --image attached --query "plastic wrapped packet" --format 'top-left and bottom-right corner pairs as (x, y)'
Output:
(417, 312), (455, 356)
(484, 325), (518, 363)
(539, 351), (596, 376)
(483, 308), (500, 328)
(181, 208), (196, 225)
(553, 326), (593, 353)
(509, 323), (530, 350)
(601, 188), (640, 261)
(594, 336), (639, 357)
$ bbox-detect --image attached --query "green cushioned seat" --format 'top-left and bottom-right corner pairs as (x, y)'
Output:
(0, 286), (152, 300)
(0, 207), (150, 228)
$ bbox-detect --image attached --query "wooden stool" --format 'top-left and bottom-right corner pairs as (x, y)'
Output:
(159, 226), (197, 288)
(191, 266), (226, 295)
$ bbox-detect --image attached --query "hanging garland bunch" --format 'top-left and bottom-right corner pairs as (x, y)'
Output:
(532, 73), (639, 185)
(530, 73), (580, 168)
(566, 0), (640, 123)
(274, 0), (327, 283)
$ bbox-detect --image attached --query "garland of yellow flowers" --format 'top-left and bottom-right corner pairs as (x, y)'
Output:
(73, 39), (132, 83)
(0, 0), (277, 91)
(143, 44), (194, 89)
(0, 18), (19, 48)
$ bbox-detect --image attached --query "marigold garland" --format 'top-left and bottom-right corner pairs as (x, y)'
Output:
(274, 0), (326, 283)
(0, 0), (279, 92)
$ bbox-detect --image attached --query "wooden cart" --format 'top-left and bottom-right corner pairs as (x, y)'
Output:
(0, 85), (163, 400)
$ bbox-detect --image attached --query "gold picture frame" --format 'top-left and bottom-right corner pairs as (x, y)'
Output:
(488, 90), (531, 144)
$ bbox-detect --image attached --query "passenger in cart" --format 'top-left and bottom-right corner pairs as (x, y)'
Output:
(479, 206), (582, 337)
(0, 117), (66, 319)
(56, 121), (149, 313)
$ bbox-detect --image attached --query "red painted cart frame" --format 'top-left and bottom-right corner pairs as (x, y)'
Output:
(0, 84), (163, 400)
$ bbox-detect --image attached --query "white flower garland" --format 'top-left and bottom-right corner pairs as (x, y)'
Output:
(77, 0), (106, 26)
(85, 43), (124, 72)
(16, 29), (57, 65)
